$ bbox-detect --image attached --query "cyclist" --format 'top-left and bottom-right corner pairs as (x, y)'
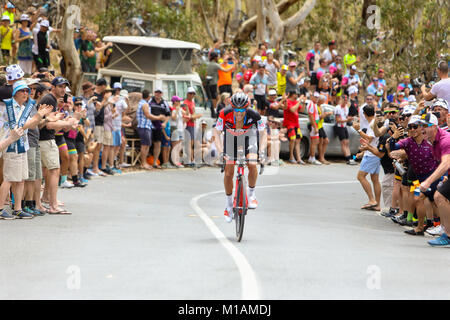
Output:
(213, 92), (267, 223)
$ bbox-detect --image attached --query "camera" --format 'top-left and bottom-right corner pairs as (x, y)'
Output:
(411, 77), (423, 88)
(63, 94), (68, 103)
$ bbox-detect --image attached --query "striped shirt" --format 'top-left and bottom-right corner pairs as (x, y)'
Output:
(136, 99), (152, 130)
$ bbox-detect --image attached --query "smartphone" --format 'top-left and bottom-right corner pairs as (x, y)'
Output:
(63, 94), (68, 103)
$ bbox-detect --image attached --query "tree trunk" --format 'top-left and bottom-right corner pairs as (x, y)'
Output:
(59, 0), (82, 94)
(232, 0), (300, 45)
(256, 0), (266, 44)
(199, 0), (217, 42)
(229, 0), (242, 36)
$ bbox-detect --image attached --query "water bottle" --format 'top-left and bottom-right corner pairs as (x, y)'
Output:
(393, 160), (406, 176)
(413, 187), (420, 197)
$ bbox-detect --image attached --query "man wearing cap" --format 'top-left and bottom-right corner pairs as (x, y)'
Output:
(183, 86), (202, 166)
(264, 50), (280, 90)
(276, 65), (288, 96)
(0, 80), (53, 219)
(418, 113), (450, 246)
(38, 77), (79, 214)
(81, 81), (96, 130)
(35, 19), (51, 69)
(217, 54), (236, 95)
(266, 89), (285, 118)
(429, 99), (449, 130)
(14, 14), (33, 75)
(0, 15), (13, 65)
(286, 62), (304, 95)
(305, 41), (321, 75)
(343, 47), (357, 74)
(367, 77), (381, 96)
(341, 65), (361, 94)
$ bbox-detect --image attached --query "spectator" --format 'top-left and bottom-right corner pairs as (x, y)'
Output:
(170, 96), (186, 168)
(421, 60), (450, 105)
(150, 87), (171, 168)
(266, 89), (284, 118)
(250, 62), (269, 114)
(0, 16), (13, 65)
(307, 92), (322, 165)
(160, 109), (173, 169)
(348, 85), (359, 118)
(267, 117), (282, 165)
(136, 89), (160, 170)
(100, 93), (118, 175)
(343, 47), (357, 73)
(283, 90), (304, 164)
(217, 54), (235, 95)
(276, 64), (288, 96)
(81, 81), (96, 130)
(92, 78), (110, 176)
(322, 40), (337, 65)
(0, 80), (52, 219)
(359, 94), (376, 132)
(264, 49), (279, 90)
(14, 14), (34, 75)
(317, 95), (333, 165)
(285, 62), (303, 95)
(396, 74), (413, 96)
(334, 95), (357, 165)
(183, 86), (202, 166)
(115, 89), (131, 169)
(342, 65), (361, 94)
(305, 41), (321, 74)
(206, 51), (230, 116)
(353, 105), (381, 211)
(215, 92), (230, 119)
(80, 30), (96, 72)
(35, 19), (51, 70)
(315, 58), (329, 82)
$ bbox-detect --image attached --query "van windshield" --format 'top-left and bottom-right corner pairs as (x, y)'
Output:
(121, 78), (153, 93)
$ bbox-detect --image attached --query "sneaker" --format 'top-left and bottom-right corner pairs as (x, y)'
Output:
(428, 233), (450, 247)
(224, 208), (233, 223)
(73, 181), (87, 188)
(347, 159), (357, 165)
(23, 206), (37, 216)
(82, 173), (91, 180)
(12, 210), (33, 219)
(0, 210), (15, 220)
(101, 167), (114, 175)
(119, 163), (131, 168)
(112, 167), (122, 174)
(308, 159), (322, 165)
(161, 163), (170, 169)
(60, 180), (74, 188)
(79, 176), (89, 184)
(426, 225), (444, 236)
(175, 163), (184, 168)
(248, 196), (258, 209)
(30, 207), (46, 216)
(97, 170), (107, 177)
(86, 169), (98, 177)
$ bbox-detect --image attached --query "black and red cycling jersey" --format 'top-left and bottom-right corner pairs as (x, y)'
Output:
(215, 106), (266, 132)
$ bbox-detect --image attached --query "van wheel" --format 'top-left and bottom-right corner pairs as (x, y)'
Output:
(300, 138), (309, 160)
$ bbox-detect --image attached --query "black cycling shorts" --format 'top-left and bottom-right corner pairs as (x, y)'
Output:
(438, 179), (450, 201)
(402, 166), (417, 187)
(319, 127), (327, 139)
(152, 128), (163, 142)
(335, 126), (349, 141)
(206, 84), (218, 100)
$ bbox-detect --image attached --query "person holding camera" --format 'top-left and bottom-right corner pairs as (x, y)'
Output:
(421, 60), (450, 105)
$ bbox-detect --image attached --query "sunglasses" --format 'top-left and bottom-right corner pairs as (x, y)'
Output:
(407, 123), (419, 130)
(384, 110), (398, 115)
(233, 108), (246, 113)
(74, 103), (82, 106)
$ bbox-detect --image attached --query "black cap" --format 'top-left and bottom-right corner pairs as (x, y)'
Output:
(51, 77), (69, 87)
(96, 78), (107, 86)
(73, 96), (83, 103)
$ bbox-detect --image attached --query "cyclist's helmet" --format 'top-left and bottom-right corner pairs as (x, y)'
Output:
(432, 98), (448, 110)
(230, 92), (250, 109)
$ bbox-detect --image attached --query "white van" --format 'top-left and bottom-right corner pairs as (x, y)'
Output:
(92, 36), (207, 110)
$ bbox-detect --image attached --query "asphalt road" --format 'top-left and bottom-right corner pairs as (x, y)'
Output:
(1, 163), (450, 300)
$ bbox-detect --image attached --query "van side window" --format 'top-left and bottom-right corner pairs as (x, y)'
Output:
(183, 50), (191, 61)
(162, 49), (171, 60)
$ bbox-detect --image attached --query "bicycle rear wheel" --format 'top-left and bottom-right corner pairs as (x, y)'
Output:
(234, 176), (247, 242)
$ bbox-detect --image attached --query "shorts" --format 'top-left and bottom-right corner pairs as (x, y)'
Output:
(39, 139), (60, 170)
(416, 171), (442, 202)
(360, 155), (381, 175)
(75, 140), (85, 154)
(94, 126), (104, 144)
(137, 127), (152, 146)
(55, 134), (67, 150)
(26, 147), (43, 181)
(152, 128), (163, 143)
(318, 127), (327, 139)
(65, 138), (77, 155)
(335, 126), (349, 141)
(112, 130), (122, 147)
(308, 123), (319, 139)
(402, 166), (416, 187)
(103, 130), (113, 146)
(3, 152), (28, 182)
(254, 94), (267, 112)
(224, 130), (259, 161)
(218, 84), (232, 95)
(2, 49), (10, 57)
(162, 133), (171, 147)
(171, 128), (184, 142)
(185, 126), (195, 141)
(437, 178), (450, 201)
(287, 127), (302, 140)
(206, 84), (218, 100)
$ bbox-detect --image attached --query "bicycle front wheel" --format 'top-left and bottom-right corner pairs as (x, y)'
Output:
(234, 176), (247, 242)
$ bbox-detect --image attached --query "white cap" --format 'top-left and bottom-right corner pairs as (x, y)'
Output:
(113, 82), (122, 90)
(408, 115), (422, 125)
(348, 85), (358, 95)
(154, 87), (163, 93)
(268, 89), (277, 96)
(1, 15), (10, 22)
(420, 113), (439, 126)
(313, 91), (320, 98)
(187, 86), (196, 94)
(253, 55), (262, 62)
(351, 65), (357, 71)
(408, 95), (416, 102)
(25, 78), (40, 86)
(266, 49), (274, 55)
(119, 89), (129, 98)
(40, 20), (50, 28)
(20, 14), (30, 22)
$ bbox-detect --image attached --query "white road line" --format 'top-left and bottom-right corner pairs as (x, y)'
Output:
(190, 180), (359, 300)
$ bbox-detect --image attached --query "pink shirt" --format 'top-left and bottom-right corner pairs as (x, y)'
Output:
(432, 128), (450, 163)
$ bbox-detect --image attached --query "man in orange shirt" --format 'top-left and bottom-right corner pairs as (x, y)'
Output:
(217, 54), (236, 95)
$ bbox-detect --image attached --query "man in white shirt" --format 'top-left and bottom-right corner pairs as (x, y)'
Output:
(421, 60), (450, 105)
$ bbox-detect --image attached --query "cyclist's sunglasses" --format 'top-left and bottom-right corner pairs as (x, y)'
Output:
(233, 108), (246, 113)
